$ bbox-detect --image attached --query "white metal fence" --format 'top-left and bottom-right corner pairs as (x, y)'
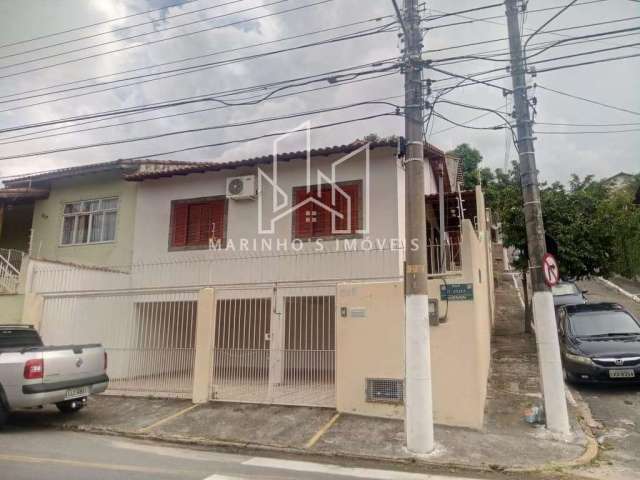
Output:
(210, 285), (336, 407)
(0, 248), (24, 293)
(39, 290), (197, 399)
(29, 247), (403, 294)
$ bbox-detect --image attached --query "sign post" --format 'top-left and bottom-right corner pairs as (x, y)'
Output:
(542, 253), (560, 288)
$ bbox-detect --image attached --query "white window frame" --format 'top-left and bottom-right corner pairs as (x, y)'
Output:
(60, 197), (119, 246)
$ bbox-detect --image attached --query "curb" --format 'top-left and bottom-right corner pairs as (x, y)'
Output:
(596, 276), (640, 304)
(47, 413), (599, 476)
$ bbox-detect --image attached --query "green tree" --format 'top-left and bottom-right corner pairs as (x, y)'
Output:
(448, 143), (483, 190)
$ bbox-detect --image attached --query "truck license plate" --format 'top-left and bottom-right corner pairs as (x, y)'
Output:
(64, 386), (89, 400)
(609, 369), (635, 379)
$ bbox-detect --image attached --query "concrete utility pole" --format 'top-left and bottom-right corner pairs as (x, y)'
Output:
(504, 0), (570, 435)
(399, 0), (434, 453)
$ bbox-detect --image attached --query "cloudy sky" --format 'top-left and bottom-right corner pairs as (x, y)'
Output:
(0, 0), (637, 184)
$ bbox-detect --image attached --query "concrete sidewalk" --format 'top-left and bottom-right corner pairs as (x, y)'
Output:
(8, 273), (594, 474)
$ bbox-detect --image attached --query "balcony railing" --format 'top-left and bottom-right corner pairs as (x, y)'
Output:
(426, 242), (462, 275)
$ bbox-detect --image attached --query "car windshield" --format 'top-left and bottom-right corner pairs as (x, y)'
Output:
(0, 328), (43, 348)
(552, 283), (579, 296)
(570, 311), (640, 337)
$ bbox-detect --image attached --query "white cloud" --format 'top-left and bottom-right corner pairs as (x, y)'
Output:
(0, 0), (637, 183)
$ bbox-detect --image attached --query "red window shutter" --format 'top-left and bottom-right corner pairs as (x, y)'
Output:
(209, 199), (226, 245)
(334, 184), (360, 233)
(186, 204), (203, 245)
(347, 184), (360, 233)
(314, 187), (333, 237)
(172, 203), (189, 247)
(294, 188), (314, 238)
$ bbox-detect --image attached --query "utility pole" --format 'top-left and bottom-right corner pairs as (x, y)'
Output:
(398, 0), (434, 453)
(505, 0), (570, 435)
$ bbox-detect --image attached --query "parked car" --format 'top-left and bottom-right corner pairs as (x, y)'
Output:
(0, 325), (109, 427)
(552, 281), (587, 308)
(557, 303), (640, 383)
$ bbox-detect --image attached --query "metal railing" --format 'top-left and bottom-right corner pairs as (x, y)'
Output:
(210, 287), (336, 407)
(39, 290), (198, 399)
(0, 248), (24, 293)
(426, 242), (462, 275)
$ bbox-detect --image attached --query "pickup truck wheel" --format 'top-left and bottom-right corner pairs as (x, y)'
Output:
(0, 402), (8, 427)
(56, 398), (86, 414)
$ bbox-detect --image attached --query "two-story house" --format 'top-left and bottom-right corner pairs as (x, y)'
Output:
(2, 139), (496, 429)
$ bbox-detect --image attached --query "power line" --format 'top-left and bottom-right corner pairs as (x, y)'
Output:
(0, 23), (395, 113)
(523, 0), (580, 53)
(423, 16), (640, 55)
(0, 99), (403, 161)
(0, 61), (398, 134)
(118, 112), (400, 160)
(421, 2), (504, 22)
(0, 0), (202, 49)
(536, 84), (640, 116)
(0, 0), (330, 80)
(536, 128), (640, 133)
(0, 15), (393, 102)
(0, 73), (398, 146)
(536, 121), (640, 126)
(533, 51), (640, 72)
(526, 25), (640, 60)
(0, 0), (249, 61)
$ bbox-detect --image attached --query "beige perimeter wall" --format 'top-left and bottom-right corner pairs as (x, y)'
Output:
(336, 190), (494, 429)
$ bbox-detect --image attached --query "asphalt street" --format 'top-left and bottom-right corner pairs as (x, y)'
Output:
(574, 278), (640, 480)
(0, 427), (505, 480)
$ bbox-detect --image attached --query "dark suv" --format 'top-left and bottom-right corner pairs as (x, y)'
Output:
(557, 303), (640, 384)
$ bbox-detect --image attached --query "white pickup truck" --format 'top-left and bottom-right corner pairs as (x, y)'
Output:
(0, 324), (108, 427)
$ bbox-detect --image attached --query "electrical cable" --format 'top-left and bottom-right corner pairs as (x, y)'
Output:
(523, 0), (580, 53)
(0, 15), (394, 102)
(0, 0), (203, 49)
(535, 84), (640, 115)
(0, 73), (398, 146)
(0, 61), (399, 134)
(0, 23), (396, 113)
(0, 99), (403, 161)
(118, 112), (401, 160)
(0, 0), (331, 80)
(0, 0), (250, 61)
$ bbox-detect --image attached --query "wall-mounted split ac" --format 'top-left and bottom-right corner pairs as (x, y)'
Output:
(225, 175), (256, 200)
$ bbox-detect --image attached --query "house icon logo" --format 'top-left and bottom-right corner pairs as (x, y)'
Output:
(257, 121), (370, 235)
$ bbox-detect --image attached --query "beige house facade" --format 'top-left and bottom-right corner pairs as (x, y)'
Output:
(2, 140), (497, 429)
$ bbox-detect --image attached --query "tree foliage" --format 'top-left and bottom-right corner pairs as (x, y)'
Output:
(483, 162), (640, 280)
(448, 143), (483, 190)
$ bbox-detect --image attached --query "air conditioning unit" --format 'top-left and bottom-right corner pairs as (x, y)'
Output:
(226, 175), (256, 200)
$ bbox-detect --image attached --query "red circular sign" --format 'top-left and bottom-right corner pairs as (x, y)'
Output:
(542, 253), (560, 287)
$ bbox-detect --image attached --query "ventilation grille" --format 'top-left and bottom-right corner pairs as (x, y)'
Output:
(365, 378), (404, 404)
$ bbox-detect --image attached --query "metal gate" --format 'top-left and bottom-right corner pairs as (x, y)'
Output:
(210, 285), (336, 407)
(40, 290), (198, 399)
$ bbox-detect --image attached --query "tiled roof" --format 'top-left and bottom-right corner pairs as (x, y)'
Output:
(124, 140), (446, 181)
(4, 159), (205, 186)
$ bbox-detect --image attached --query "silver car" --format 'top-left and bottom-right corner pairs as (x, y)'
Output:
(0, 325), (108, 427)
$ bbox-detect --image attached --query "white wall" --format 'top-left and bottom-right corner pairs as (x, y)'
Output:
(130, 147), (420, 288)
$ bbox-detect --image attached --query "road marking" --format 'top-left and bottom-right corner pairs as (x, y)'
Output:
(304, 412), (340, 449)
(139, 403), (200, 432)
(243, 457), (481, 479)
(0, 453), (195, 476)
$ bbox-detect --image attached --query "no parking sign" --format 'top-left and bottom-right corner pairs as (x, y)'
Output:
(542, 253), (560, 287)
